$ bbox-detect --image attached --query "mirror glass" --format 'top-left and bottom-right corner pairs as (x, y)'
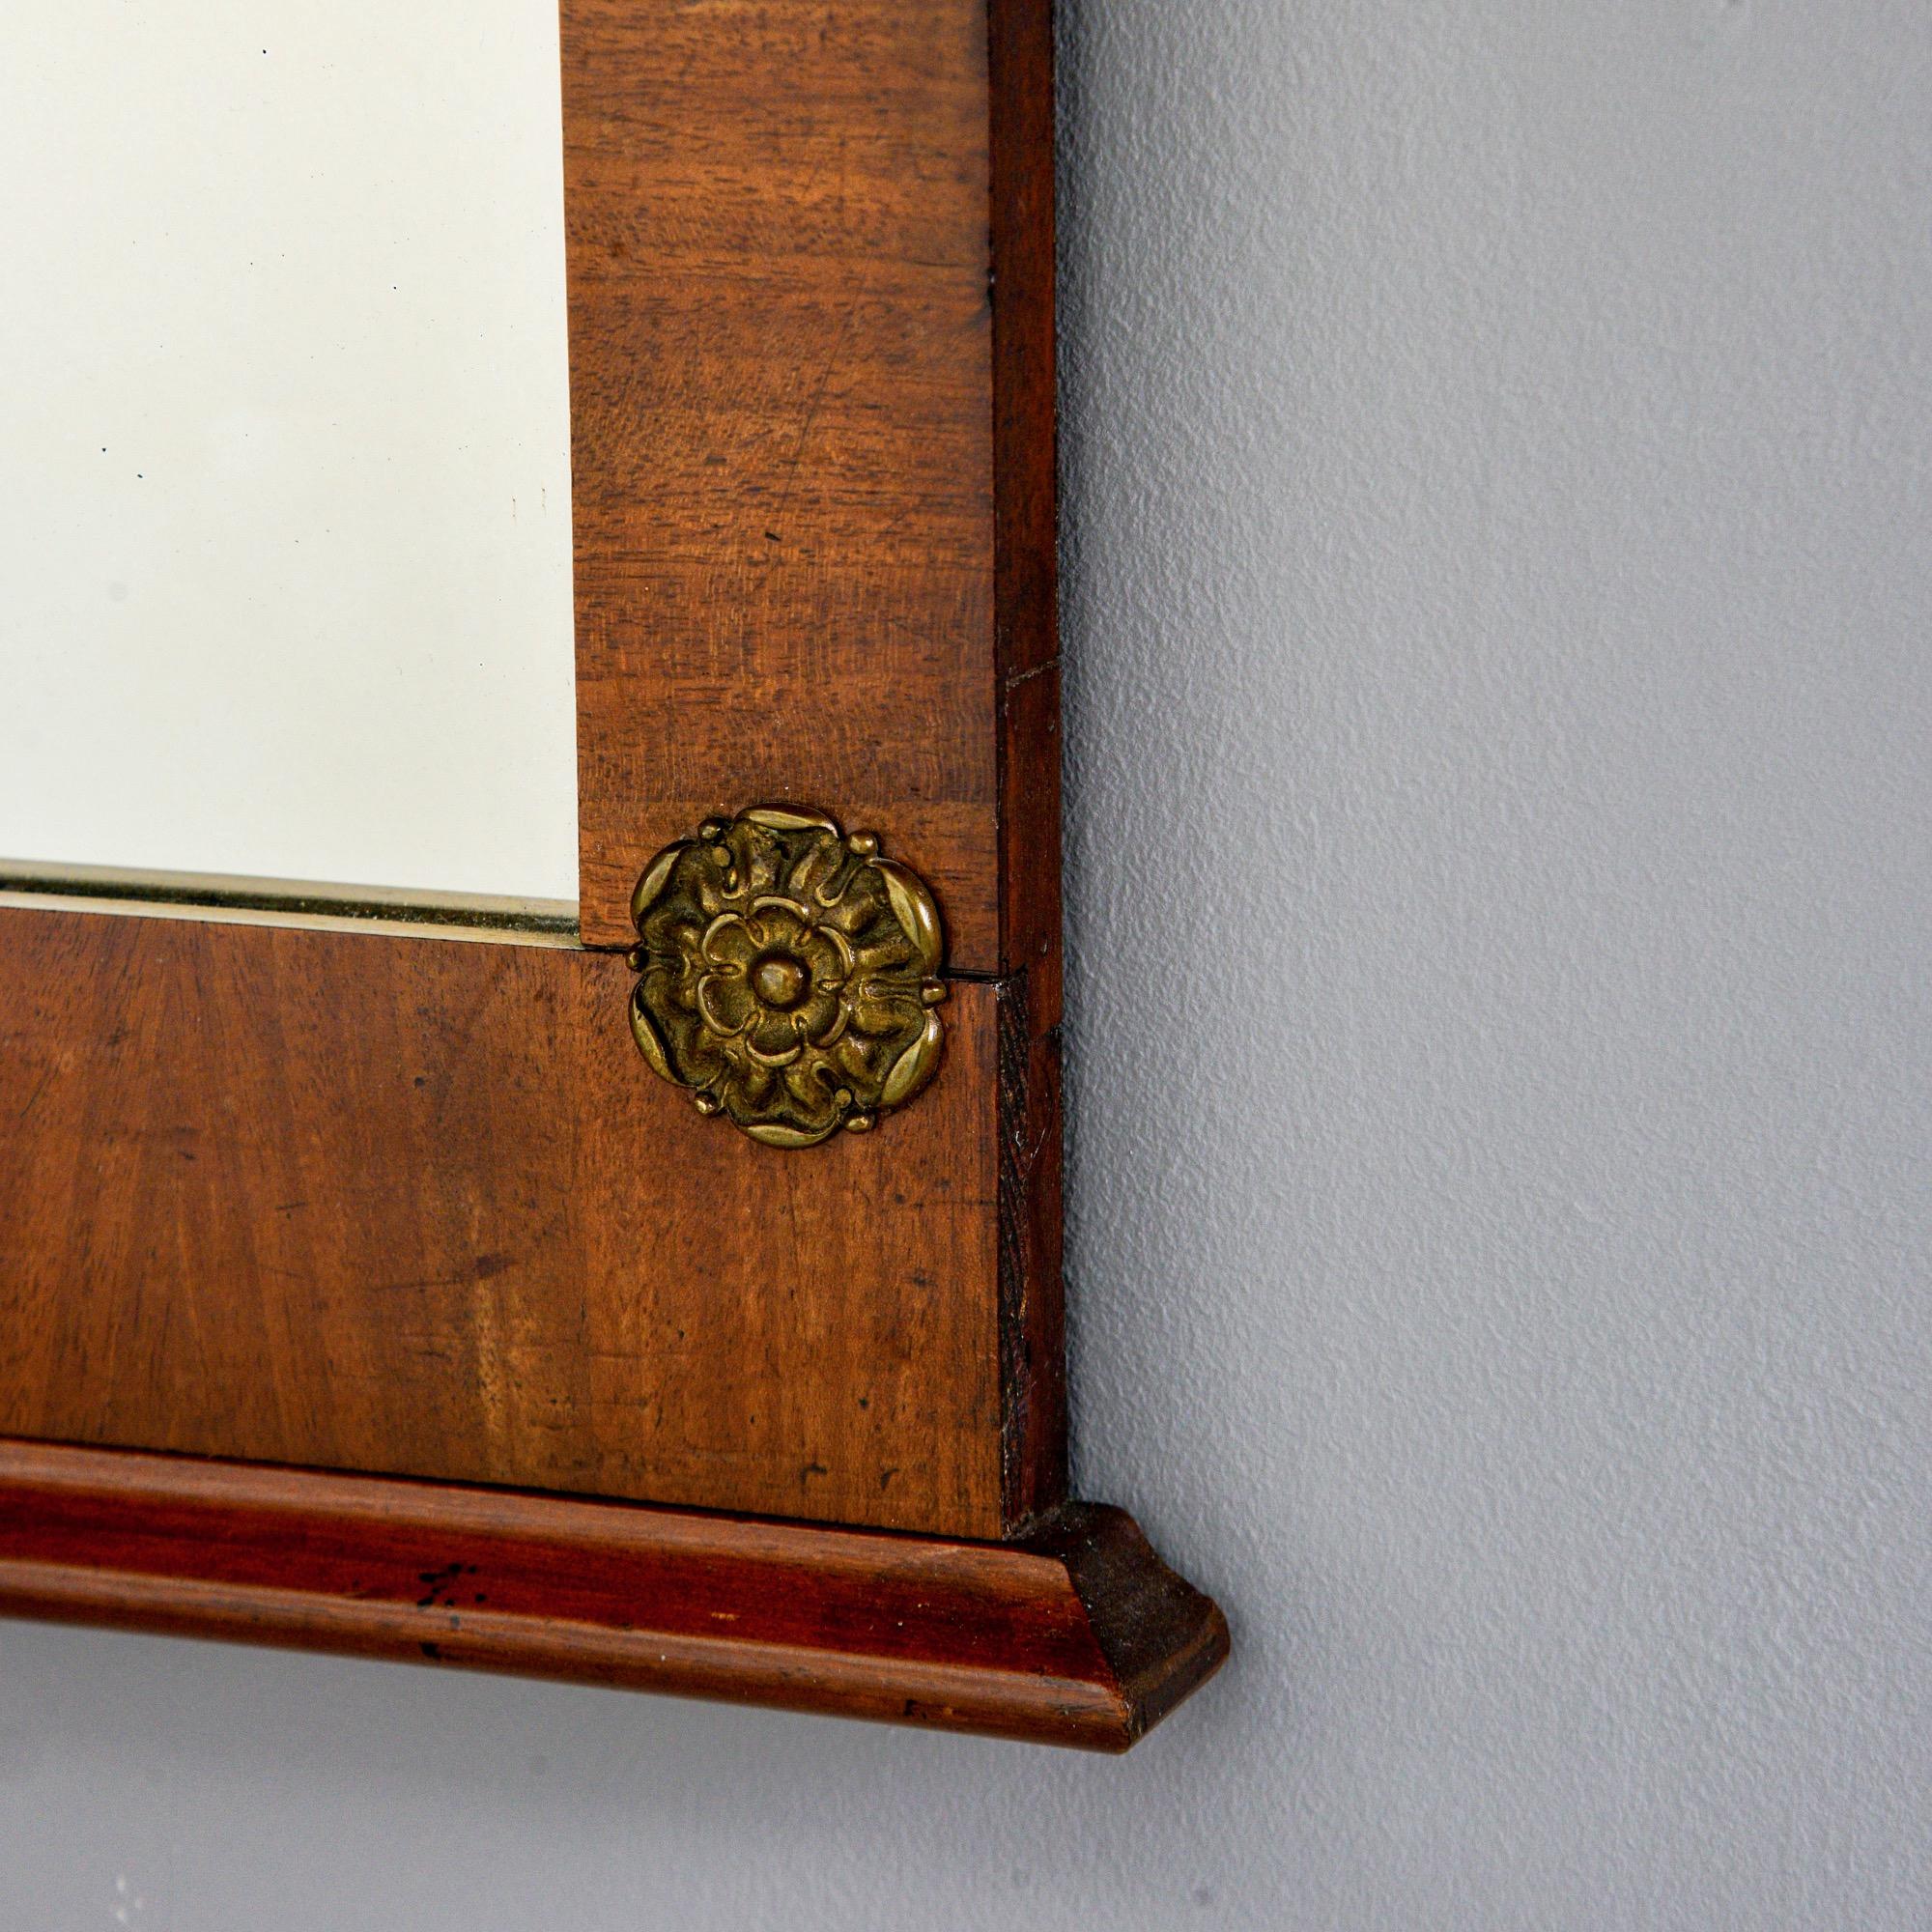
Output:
(0, 2), (578, 909)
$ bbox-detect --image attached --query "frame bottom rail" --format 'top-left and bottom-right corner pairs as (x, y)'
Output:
(0, 1439), (1226, 1751)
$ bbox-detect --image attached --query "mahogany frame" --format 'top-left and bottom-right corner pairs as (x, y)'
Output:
(0, 0), (1226, 1747)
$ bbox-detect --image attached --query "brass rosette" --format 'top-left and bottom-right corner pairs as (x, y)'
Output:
(627, 807), (947, 1147)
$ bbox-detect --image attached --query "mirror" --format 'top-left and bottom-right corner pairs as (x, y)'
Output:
(0, 1), (579, 910)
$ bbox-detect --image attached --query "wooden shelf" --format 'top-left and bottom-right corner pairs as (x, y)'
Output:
(0, 1439), (1227, 1751)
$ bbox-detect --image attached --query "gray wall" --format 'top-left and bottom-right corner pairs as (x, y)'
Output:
(4, 0), (1928, 1924)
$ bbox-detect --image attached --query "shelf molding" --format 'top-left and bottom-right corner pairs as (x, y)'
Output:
(0, 1439), (1226, 1751)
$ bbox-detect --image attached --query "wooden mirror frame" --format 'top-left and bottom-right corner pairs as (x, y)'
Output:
(0, 0), (1226, 1750)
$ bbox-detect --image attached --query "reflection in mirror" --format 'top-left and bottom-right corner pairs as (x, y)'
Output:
(0, 2), (578, 913)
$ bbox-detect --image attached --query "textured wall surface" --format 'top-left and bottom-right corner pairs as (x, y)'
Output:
(3, 1), (1929, 1925)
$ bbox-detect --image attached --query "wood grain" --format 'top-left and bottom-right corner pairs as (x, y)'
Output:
(0, 904), (1010, 1536)
(561, 0), (1061, 990)
(0, 1439), (1230, 1750)
(998, 968), (1066, 1528)
(990, 0), (1064, 1009)
(0, 0), (1122, 1727)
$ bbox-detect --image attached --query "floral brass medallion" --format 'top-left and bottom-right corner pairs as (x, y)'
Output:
(627, 807), (947, 1147)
